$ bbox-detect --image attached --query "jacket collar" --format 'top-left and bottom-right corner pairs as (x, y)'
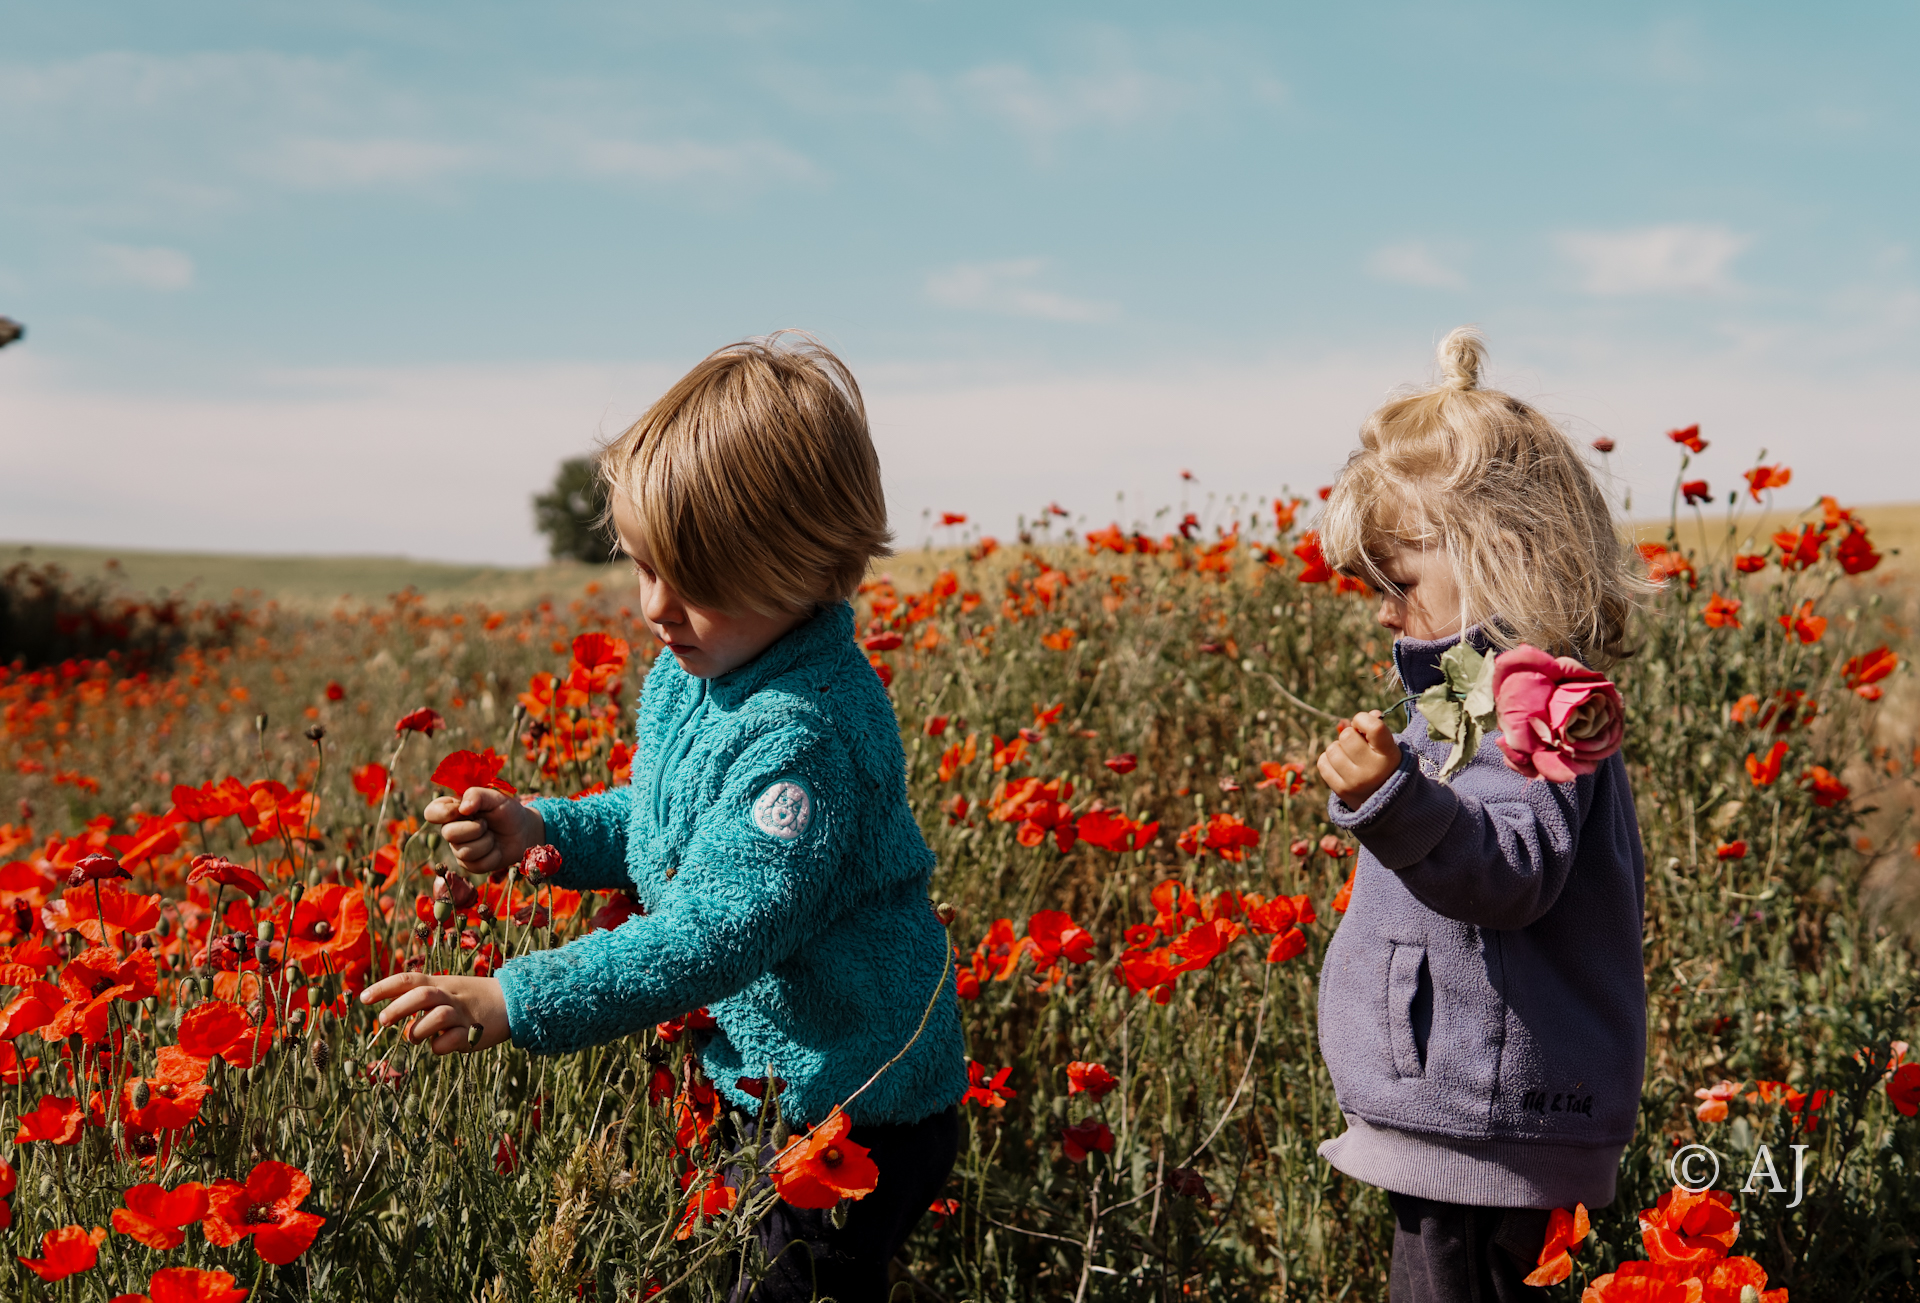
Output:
(707, 600), (854, 708)
(1392, 624), (1497, 695)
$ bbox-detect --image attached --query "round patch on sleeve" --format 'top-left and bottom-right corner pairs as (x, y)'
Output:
(751, 780), (813, 841)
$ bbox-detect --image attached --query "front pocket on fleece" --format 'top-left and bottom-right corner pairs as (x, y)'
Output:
(1387, 943), (1432, 1078)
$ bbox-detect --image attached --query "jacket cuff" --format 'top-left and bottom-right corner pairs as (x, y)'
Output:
(525, 793), (631, 892)
(1327, 744), (1461, 871)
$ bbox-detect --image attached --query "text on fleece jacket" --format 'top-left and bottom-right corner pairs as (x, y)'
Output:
(1317, 629), (1648, 1150)
(495, 600), (968, 1128)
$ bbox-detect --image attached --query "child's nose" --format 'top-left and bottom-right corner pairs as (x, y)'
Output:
(643, 580), (683, 626)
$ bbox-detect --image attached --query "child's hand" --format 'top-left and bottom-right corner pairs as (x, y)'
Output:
(360, 971), (512, 1055)
(1317, 711), (1402, 809)
(424, 788), (545, 879)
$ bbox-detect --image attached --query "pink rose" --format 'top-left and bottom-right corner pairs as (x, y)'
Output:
(1490, 646), (1625, 782)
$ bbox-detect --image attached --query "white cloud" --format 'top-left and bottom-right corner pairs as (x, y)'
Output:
(570, 137), (816, 186)
(925, 258), (1116, 323)
(90, 244), (194, 291)
(1557, 224), (1751, 296)
(261, 137), (479, 189)
(1366, 241), (1468, 290)
(956, 61), (1171, 140)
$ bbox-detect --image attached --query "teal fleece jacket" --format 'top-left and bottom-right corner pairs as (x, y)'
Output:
(495, 601), (967, 1127)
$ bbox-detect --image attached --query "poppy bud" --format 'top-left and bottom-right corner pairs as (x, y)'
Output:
(934, 902), (957, 926)
(141, 996), (157, 1016)
(209, 1054), (227, 1080)
(311, 1038), (332, 1073)
(829, 1201), (849, 1230)
(342, 1058), (357, 1081)
(305, 723), (326, 741)
(179, 976), (199, 1002)
(255, 713), (268, 732)
(467, 1024), (483, 1047)
(773, 1119), (791, 1151)
(132, 1080), (151, 1110)
(288, 882), (305, 908)
(67, 1032), (83, 1061)
(414, 922), (433, 942)
(155, 916), (171, 938)
(248, 1064), (268, 1085)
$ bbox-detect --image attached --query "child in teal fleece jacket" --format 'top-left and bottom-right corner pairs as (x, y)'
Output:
(363, 334), (965, 1301)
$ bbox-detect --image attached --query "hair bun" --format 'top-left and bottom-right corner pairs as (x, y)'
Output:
(1437, 326), (1486, 391)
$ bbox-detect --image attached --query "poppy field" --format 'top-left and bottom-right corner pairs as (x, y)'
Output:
(1, 440), (1918, 1301)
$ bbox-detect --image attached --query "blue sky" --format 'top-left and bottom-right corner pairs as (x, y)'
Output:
(3, 2), (1916, 563)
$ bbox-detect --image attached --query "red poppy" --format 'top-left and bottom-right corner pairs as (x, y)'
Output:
(65, 852), (130, 887)
(0, 1042), (39, 1083)
(1066, 1061), (1118, 1099)
(962, 1061), (1017, 1109)
(1777, 599), (1826, 644)
(954, 963), (980, 1001)
(772, 1111), (879, 1209)
(429, 748), (516, 796)
(350, 763), (390, 807)
(1701, 593), (1741, 629)
(15, 1094), (83, 1145)
(1746, 741), (1787, 787)
(673, 1178), (738, 1239)
(1843, 645), (1897, 700)
(1169, 919), (1239, 974)
(923, 715), (949, 738)
(1292, 531), (1334, 584)
(1835, 526), (1881, 575)
(1521, 1202), (1589, 1287)
(18, 1224), (106, 1282)
(1680, 480), (1711, 506)
(323, 681), (346, 702)
(1040, 628), (1077, 652)
(203, 1160), (325, 1264)
(186, 855), (267, 901)
(1743, 464), (1791, 500)
(113, 1182), (210, 1251)
(1887, 1063), (1920, 1117)
(1667, 424), (1707, 453)
(1802, 766), (1849, 808)
(170, 777), (255, 825)
(1332, 866), (1357, 914)
(123, 1267), (252, 1303)
(1715, 841), (1748, 861)
(971, 919), (1029, 981)
(0, 980), (64, 1040)
(287, 885), (369, 970)
(394, 707), (446, 736)
(1061, 1118), (1115, 1162)
(568, 633), (630, 695)
(1638, 1186), (1739, 1265)
(1027, 910), (1095, 966)
(1734, 554), (1766, 573)
(177, 1001), (271, 1070)
(1256, 761), (1306, 793)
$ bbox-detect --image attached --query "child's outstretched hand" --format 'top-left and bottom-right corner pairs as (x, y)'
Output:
(360, 972), (512, 1056)
(1318, 711), (1402, 809)
(424, 788), (545, 879)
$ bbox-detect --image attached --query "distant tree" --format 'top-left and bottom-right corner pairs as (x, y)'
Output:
(0, 317), (23, 349)
(533, 456), (613, 563)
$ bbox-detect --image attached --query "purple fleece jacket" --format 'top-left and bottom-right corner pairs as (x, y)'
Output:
(1315, 629), (1647, 1210)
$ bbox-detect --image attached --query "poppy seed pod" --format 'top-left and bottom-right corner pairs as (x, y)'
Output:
(305, 724), (326, 741)
(254, 941), (272, 966)
(256, 920), (274, 943)
(433, 898), (454, 924)
(311, 919), (333, 941)
(413, 922), (433, 942)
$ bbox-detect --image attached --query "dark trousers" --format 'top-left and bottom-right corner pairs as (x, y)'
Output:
(1387, 1193), (1553, 1303)
(723, 1106), (960, 1303)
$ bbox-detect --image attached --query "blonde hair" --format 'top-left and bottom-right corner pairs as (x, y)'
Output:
(1319, 327), (1648, 670)
(599, 332), (892, 616)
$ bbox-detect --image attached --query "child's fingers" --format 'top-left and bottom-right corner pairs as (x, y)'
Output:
(378, 987), (454, 1033)
(405, 1002), (469, 1047)
(458, 786), (512, 817)
(1355, 710), (1398, 755)
(422, 795), (460, 825)
(359, 970), (431, 1005)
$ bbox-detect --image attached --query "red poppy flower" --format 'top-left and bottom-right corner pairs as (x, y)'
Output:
(170, 777), (254, 825)
(287, 884), (369, 969)
(1292, 531), (1334, 584)
(1743, 464), (1791, 500)
(122, 1266), (251, 1303)
(1638, 1186), (1739, 1265)
(1802, 766), (1849, 808)
(1843, 645), (1897, 700)
(954, 963), (980, 1001)
(0, 980), (63, 1040)
(15, 1094), (83, 1145)
(1777, 599), (1826, 644)
(1027, 910), (1095, 966)
(202, 1160), (325, 1264)
(1521, 1202), (1590, 1286)
(1681, 480), (1711, 506)
(674, 1178), (738, 1239)
(1835, 526), (1881, 575)
(176, 1001), (271, 1070)
(323, 681), (346, 702)
(18, 1224), (106, 1282)
(1715, 841), (1748, 861)
(113, 1182), (210, 1250)
(0, 1042), (39, 1084)
(1734, 554), (1766, 573)
(1887, 1063), (1920, 1117)
(520, 844), (564, 881)
(65, 852), (130, 888)
(568, 633), (630, 695)
(1746, 741), (1787, 787)
(429, 748), (516, 796)
(1061, 1118), (1115, 1162)
(962, 1061), (1017, 1109)
(1066, 1061), (1117, 1099)
(1256, 761), (1305, 793)
(1667, 424), (1707, 453)
(1103, 753), (1138, 775)
(1332, 866), (1356, 914)
(772, 1111), (879, 1208)
(393, 707), (444, 737)
(349, 763), (390, 808)
(1701, 593), (1742, 629)
(185, 855), (267, 901)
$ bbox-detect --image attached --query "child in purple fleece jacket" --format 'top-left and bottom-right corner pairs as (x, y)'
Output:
(1310, 329), (1652, 1303)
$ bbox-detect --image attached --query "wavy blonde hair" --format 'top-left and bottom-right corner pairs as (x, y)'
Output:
(1319, 328), (1648, 670)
